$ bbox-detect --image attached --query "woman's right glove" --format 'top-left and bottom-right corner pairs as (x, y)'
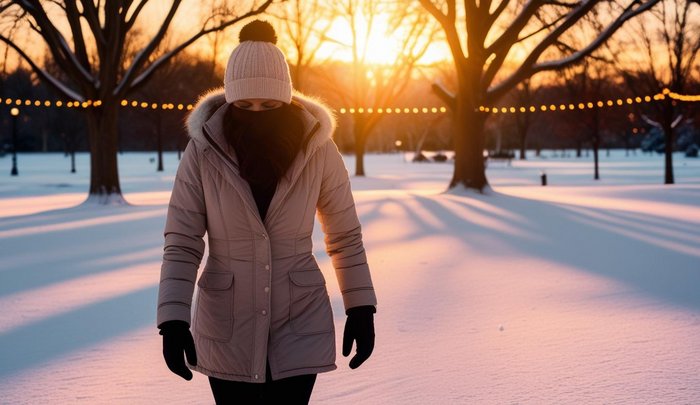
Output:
(342, 305), (376, 369)
(159, 320), (197, 380)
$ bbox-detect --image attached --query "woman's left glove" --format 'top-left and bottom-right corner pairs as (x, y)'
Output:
(159, 320), (197, 381)
(342, 305), (376, 369)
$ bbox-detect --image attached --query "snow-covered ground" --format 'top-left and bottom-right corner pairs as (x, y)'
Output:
(1, 150), (699, 404)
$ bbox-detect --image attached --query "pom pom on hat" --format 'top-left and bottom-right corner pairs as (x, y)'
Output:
(239, 20), (277, 44)
(224, 20), (292, 104)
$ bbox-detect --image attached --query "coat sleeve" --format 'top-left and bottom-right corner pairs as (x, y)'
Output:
(157, 140), (207, 327)
(316, 139), (377, 312)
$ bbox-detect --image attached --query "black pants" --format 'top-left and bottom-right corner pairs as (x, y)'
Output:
(208, 361), (317, 405)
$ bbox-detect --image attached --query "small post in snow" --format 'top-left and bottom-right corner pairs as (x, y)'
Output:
(10, 107), (20, 176)
(395, 140), (404, 162)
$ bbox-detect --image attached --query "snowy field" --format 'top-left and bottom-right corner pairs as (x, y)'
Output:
(1, 150), (699, 404)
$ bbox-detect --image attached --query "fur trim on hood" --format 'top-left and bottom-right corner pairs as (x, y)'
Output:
(185, 88), (337, 148)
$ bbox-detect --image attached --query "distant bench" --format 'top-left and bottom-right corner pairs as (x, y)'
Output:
(484, 150), (514, 166)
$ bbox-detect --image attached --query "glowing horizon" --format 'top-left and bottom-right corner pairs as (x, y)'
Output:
(312, 13), (451, 66)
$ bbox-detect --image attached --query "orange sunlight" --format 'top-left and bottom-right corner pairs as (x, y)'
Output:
(317, 12), (450, 65)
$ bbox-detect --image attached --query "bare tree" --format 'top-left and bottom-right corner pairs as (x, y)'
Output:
(330, 0), (439, 176)
(511, 79), (536, 160)
(0, 0), (273, 203)
(268, 0), (334, 92)
(611, 0), (700, 184)
(201, 0), (231, 78)
(561, 59), (611, 180)
(419, 0), (661, 192)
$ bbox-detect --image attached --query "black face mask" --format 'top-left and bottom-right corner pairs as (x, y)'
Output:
(228, 104), (290, 133)
(223, 103), (306, 186)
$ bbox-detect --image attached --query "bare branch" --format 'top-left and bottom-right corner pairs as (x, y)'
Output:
(543, 0), (579, 7)
(125, 0), (149, 30)
(1, 1), (19, 13)
(641, 114), (662, 127)
(113, 0), (183, 95)
(486, 0), (510, 26)
(482, 10), (567, 90)
(79, 0), (106, 46)
(671, 114), (684, 128)
(517, 13), (569, 45)
(0, 34), (83, 100)
(488, 0), (661, 102)
(419, 0), (466, 68)
(432, 81), (457, 109)
(120, 0), (275, 95)
(14, 0), (95, 85)
(485, 0), (542, 56)
(64, 0), (91, 74)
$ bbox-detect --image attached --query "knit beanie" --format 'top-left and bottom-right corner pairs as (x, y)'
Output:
(224, 20), (292, 104)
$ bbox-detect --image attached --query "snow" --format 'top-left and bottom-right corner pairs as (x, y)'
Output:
(1, 150), (699, 404)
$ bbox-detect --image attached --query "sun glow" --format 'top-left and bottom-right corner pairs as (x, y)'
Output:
(317, 13), (450, 65)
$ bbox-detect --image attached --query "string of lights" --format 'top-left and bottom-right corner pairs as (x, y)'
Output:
(0, 88), (697, 114)
(339, 106), (448, 114)
(665, 88), (700, 102)
(483, 93), (663, 115)
(481, 88), (699, 114)
(0, 97), (193, 111)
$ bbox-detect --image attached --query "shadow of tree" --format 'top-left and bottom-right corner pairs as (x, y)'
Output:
(392, 190), (700, 312)
(0, 285), (157, 378)
(0, 204), (167, 297)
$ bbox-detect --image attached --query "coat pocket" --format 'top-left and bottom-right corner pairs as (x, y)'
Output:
(289, 269), (334, 335)
(195, 271), (234, 342)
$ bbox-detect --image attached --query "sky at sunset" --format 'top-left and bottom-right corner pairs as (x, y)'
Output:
(1, 1), (695, 88)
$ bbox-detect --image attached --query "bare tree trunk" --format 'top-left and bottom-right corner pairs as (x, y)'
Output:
(663, 122), (675, 184)
(593, 134), (600, 180)
(353, 115), (367, 176)
(157, 129), (164, 172)
(518, 122), (528, 159)
(591, 104), (601, 180)
(156, 112), (164, 172)
(84, 102), (125, 203)
(451, 101), (488, 191)
(662, 97), (676, 184)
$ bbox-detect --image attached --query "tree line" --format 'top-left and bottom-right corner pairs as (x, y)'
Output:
(0, 0), (699, 201)
(3, 56), (696, 163)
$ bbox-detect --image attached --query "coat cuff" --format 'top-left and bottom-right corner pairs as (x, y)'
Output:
(156, 303), (192, 328)
(341, 288), (377, 311)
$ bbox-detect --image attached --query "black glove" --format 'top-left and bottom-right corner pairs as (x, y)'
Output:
(159, 320), (197, 381)
(342, 305), (376, 369)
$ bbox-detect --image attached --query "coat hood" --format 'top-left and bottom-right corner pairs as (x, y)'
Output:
(185, 87), (337, 152)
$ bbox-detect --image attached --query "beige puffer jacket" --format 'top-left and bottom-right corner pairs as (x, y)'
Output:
(156, 89), (377, 383)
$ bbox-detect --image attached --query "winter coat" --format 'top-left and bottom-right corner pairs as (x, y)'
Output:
(156, 89), (377, 383)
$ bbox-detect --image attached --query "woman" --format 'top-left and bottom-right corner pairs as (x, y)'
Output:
(156, 20), (377, 404)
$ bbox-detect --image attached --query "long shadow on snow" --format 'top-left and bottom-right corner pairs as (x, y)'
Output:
(398, 191), (700, 311)
(0, 285), (157, 378)
(0, 204), (167, 297)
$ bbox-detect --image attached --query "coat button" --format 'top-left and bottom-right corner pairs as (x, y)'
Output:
(264, 287), (270, 293)
(261, 310), (267, 315)
(261, 233), (268, 239)
(264, 264), (270, 270)
(254, 374), (259, 380)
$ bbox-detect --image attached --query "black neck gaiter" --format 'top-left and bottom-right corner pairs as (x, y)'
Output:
(222, 103), (306, 220)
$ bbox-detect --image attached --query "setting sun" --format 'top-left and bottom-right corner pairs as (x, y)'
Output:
(317, 12), (449, 65)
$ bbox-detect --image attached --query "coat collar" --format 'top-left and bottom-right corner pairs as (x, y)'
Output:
(186, 88), (336, 160)
(185, 88), (337, 228)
